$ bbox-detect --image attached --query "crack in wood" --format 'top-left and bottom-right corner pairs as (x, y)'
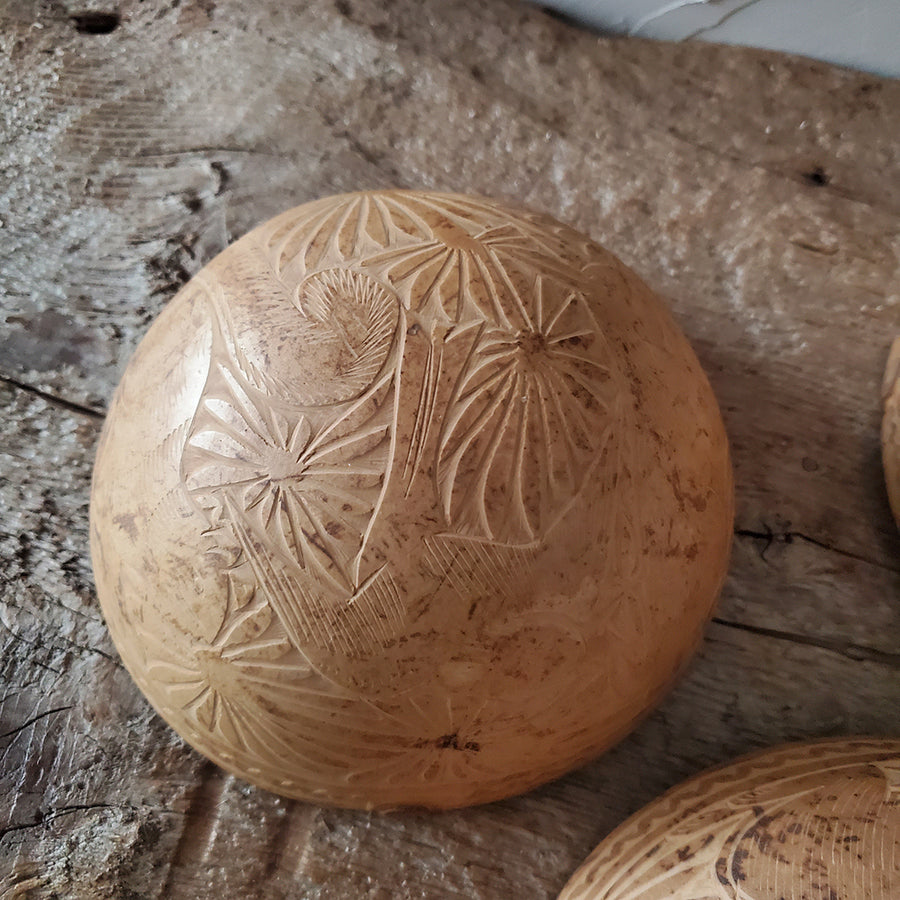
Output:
(734, 526), (900, 574)
(0, 611), (120, 672)
(711, 617), (900, 668)
(0, 375), (105, 421)
(0, 679), (42, 705)
(0, 588), (98, 627)
(0, 804), (116, 840)
(59, 637), (124, 669)
(788, 238), (839, 255)
(662, 126), (888, 215)
(0, 707), (74, 743)
(262, 801), (319, 882)
(0, 870), (48, 898)
(132, 146), (282, 160)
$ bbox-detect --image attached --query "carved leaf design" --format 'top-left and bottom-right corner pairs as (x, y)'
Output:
(181, 287), (402, 656)
(266, 192), (434, 285)
(184, 354), (396, 584)
(356, 196), (593, 330)
(293, 267), (398, 403)
(435, 281), (621, 543)
(259, 191), (607, 332)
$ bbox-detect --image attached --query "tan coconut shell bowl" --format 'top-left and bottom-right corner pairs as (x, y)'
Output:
(90, 190), (733, 809)
(559, 738), (900, 900)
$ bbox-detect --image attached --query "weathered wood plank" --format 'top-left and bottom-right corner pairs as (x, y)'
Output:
(2, 0), (899, 896)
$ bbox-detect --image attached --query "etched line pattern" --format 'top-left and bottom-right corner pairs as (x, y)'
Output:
(161, 759), (230, 898)
(560, 740), (900, 900)
(293, 267), (399, 403)
(402, 337), (443, 497)
(423, 534), (539, 603)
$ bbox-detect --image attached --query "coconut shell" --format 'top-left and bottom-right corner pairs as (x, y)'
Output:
(90, 190), (733, 809)
(559, 738), (900, 899)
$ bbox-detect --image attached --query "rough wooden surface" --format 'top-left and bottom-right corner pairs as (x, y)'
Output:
(1, 0), (898, 897)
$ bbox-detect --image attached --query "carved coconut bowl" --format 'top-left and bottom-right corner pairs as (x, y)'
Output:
(91, 191), (733, 808)
(559, 738), (900, 899)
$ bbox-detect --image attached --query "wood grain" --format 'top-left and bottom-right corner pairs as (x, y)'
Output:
(1, 0), (898, 896)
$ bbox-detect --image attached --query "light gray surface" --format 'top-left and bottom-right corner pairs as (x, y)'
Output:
(1, 0), (899, 896)
(538, 0), (900, 77)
